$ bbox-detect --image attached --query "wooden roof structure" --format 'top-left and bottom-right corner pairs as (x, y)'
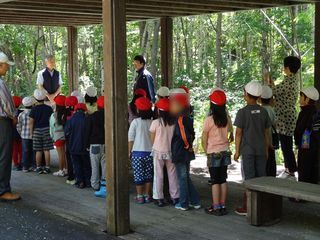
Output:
(0, 0), (318, 26)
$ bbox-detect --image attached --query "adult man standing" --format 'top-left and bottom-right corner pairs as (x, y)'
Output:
(37, 55), (63, 102)
(133, 55), (156, 103)
(0, 52), (21, 201)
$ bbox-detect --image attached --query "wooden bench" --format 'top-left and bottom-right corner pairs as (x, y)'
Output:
(244, 177), (320, 226)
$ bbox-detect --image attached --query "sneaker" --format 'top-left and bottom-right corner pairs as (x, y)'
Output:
(22, 168), (30, 173)
(220, 207), (228, 216)
(175, 203), (188, 211)
(144, 196), (153, 204)
(155, 199), (165, 207)
(205, 206), (222, 216)
(12, 166), (22, 171)
(189, 203), (201, 210)
(135, 196), (145, 204)
(95, 186), (107, 198)
(36, 167), (43, 174)
(278, 170), (295, 180)
(66, 179), (76, 185)
(63, 168), (68, 176)
(235, 207), (247, 216)
(53, 170), (65, 177)
(43, 167), (51, 174)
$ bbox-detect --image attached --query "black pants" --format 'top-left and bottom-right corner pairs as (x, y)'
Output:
(0, 118), (13, 195)
(66, 147), (74, 181)
(266, 148), (277, 177)
(298, 148), (317, 183)
(72, 153), (91, 186)
(279, 134), (297, 173)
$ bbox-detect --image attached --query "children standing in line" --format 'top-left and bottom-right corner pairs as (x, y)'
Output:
(17, 97), (34, 172)
(64, 103), (91, 189)
(65, 96), (78, 185)
(234, 81), (271, 216)
(260, 86), (277, 177)
(85, 96), (106, 193)
(12, 96), (23, 170)
(50, 95), (67, 177)
(294, 87), (319, 184)
(128, 97), (154, 204)
(29, 89), (54, 174)
(202, 89), (232, 216)
(150, 98), (179, 207)
(170, 90), (200, 211)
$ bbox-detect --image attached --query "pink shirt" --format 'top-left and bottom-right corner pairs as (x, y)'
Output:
(203, 116), (229, 154)
(149, 118), (175, 153)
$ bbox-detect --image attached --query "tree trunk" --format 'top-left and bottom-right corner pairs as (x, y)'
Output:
(215, 13), (223, 88)
(150, 20), (160, 85)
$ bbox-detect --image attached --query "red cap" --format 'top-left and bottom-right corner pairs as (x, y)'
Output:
(179, 86), (189, 94)
(135, 97), (152, 111)
(134, 88), (147, 97)
(156, 98), (170, 112)
(97, 96), (105, 109)
(209, 90), (226, 106)
(170, 93), (189, 108)
(65, 96), (78, 107)
(74, 103), (87, 112)
(54, 95), (66, 107)
(12, 96), (22, 108)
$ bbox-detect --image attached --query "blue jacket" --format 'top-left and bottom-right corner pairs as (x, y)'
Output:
(134, 67), (156, 103)
(64, 111), (87, 155)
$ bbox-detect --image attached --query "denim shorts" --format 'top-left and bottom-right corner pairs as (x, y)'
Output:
(207, 151), (232, 168)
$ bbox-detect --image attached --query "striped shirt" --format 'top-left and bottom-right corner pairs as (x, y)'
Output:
(0, 78), (15, 118)
(17, 109), (33, 139)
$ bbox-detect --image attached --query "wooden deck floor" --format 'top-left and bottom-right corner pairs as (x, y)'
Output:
(6, 157), (320, 240)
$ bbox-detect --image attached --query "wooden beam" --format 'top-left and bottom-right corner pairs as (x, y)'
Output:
(315, 2), (320, 94)
(103, 0), (130, 236)
(160, 17), (173, 87)
(67, 26), (79, 93)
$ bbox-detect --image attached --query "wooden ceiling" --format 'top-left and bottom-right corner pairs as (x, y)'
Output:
(0, 0), (317, 26)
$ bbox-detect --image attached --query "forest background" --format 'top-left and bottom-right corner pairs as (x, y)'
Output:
(0, 4), (316, 161)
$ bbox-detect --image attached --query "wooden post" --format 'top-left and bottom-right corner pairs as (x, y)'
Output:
(103, 0), (130, 236)
(315, 3), (320, 183)
(67, 26), (79, 93)
(160, 17), (173, 87)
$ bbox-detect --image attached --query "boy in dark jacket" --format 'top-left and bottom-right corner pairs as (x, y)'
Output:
(170, 90), (200, 211)
(294, 87), (319, 184)
(65, 103), (91, 189)
(85, 96), (106, 195)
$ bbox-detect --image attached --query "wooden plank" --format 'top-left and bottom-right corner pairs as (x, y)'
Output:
(315, 2), (320, 183)
(160, 17), (173, 87)
(67, 26), (79, 93)
(244, 177), (320, 203)
(103, 0), (130, 236)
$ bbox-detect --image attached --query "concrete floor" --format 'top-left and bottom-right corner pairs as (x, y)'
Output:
(3, 152), (320, 240)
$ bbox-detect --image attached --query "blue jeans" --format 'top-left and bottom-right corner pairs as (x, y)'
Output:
(175, 161), (200, 208)
(22, 139), (34, 170)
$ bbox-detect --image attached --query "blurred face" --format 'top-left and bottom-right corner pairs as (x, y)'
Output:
(0, 63), (9, 76)
(170, 99), (184, 116)
(45, 57), (56, 70)
(133, 60), (144, 71)
(299, 93), (309, 106)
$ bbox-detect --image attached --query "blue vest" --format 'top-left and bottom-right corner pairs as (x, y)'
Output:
(42, 68), (60, 94)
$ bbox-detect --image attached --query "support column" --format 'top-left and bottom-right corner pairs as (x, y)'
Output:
(67, 26), (79, 93)
(160, 17), (173, 87)
(103, 0), (130, 236)
(315, 3), (320, 183)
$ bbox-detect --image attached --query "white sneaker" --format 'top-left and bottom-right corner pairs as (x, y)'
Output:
(53, 170), (65, 177)
(63, 168), (68, 176)
(278, 170), (290, 179)
(189, 204), (201, 210)
(66, 179), (76, 185)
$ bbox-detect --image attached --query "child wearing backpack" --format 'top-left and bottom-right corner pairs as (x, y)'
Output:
(294, 87), (319, 184)
(128, 97), (154, 204)
(202, 89), (232, 216)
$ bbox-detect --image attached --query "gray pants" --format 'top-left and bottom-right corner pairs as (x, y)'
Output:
(90, 144), (106, 190)
(241, 154), (266, 180)
(0, 118), (13, 195)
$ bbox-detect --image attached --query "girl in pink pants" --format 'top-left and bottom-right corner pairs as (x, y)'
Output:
(150, 98), (179, 207)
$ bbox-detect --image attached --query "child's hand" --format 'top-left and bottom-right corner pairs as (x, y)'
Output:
(234, 152), (240, 162)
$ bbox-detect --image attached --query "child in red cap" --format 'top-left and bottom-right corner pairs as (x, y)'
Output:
(170, 92), (200, 211)
(12, 96), (23, 170)
(149, 98), (179, 207)
(50, 95), (67, 177)
(202, 89), (233, 216)
(128, 88), (147, 125)
(85, 96), (106, 196)
(128, 97), (154, 204)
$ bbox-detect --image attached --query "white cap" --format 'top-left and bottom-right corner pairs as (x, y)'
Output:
(301, 86), (319, 101)
(34, 89), (47, 101)
(245, 80), (262, 97)
(157, 86), (170, 97)
(77, 96), (85, 103)
(170, 88), (187, 95)
(86, 86), (97, 97)
(71, 90), (82, 98)
(22, 97), (34, 107)
(0, 52), (14, 65)
(261, 85), (273, 99)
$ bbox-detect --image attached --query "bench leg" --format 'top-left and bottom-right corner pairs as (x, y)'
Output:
(247, 190), (282, 226)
